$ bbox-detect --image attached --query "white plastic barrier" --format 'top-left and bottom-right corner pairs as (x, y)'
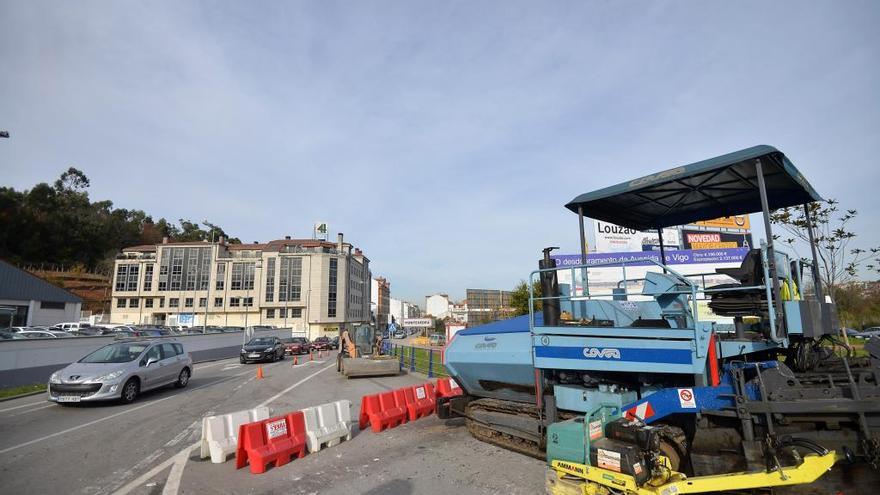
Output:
(200, 406), (271, 463)
(301, 400), (353, 453)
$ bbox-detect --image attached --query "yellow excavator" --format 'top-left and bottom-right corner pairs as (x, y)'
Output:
(336, 324), (400, 378)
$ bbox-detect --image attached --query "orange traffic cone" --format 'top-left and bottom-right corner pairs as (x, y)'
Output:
(256, 366), (264, 379)
(292, 356), (298, 366)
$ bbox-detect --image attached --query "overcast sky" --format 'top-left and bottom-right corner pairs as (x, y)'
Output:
(1, 1), (878, 303)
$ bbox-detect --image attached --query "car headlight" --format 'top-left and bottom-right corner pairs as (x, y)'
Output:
(91, 369), (126, 382)
(241, 348), (247, 353)
(263, 348), (273, 353)
(49, 371), (61, 384)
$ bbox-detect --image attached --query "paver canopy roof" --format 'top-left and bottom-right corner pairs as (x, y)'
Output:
(565, 145), (822, 231)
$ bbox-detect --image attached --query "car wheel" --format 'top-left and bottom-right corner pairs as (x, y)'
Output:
(120, 378), (139, 404)
(240, 357), (246, 364)
(174, 368), (190, 388)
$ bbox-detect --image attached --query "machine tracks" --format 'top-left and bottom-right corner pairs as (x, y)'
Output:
(465, 398), (546, 459)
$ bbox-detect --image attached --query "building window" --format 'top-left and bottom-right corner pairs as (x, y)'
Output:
(214, 297), (223, 307)
(117, 298), (127, 308)
(40, 301), (65, 310)
(243, 297), (253, 307)
(185, 297), (193, 308)
(290, 308), (302, 318)
(145, 298), (154, 308)
(216, 263), (225, 290)
(328, 258), (338, 318)
(279, 308), (286, 319)
(230, 297), (240, 307)
(231, 263), (254, 290)
(265, 258), (275, 302)
(199, 297), (207, 308)
(169, 298), (179, 308)
(278, 257), (302, 302)
(144, 264), (154, 291)
(116, 264), (139, 291)
(266, 308), (275, 319)
(129, 298), (139, 308)
(159, 298), (165, 308)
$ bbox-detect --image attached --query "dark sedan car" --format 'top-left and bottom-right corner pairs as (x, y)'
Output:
(281, 337), (311, 355)
(240, 337), (285, 364)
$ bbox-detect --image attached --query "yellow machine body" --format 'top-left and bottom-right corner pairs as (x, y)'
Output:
(548, 452), (836, 495)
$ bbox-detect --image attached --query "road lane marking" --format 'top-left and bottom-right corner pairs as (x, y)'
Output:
(0, 400), (47, 413)
(161, 447), (191, 495)
(0, 395), (179, 455)
(258, 363), (334, 407)
(0, 375), (245, 456)
(8, 404), (54, 417)
(193, 358), (238, 370)
(113, 362), (336, 495)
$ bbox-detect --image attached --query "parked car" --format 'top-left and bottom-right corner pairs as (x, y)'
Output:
(48, 338), (193, 404)
(393, 330), (406, 339)
(7, 326), (31, 333)
(0, 331), (15, 340)
(858, 327), (880, 339)
(17, 330), (75, 338)
(51, 322), (93, 333)
(311, 336), (332, 351)
(330, 336), (339, 349)
(248, 325), (274, 332)
(429, 334), (446, 346)
(281, 337), (311, 355)
(240, 337), (285, 363)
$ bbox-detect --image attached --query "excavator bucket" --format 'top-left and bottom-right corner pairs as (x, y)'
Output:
(341, 356), (400, 377)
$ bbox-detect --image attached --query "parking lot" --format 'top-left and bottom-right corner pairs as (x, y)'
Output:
(0, 355), (546, 495)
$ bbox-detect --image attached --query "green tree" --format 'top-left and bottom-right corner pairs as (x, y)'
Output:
(770, 199), (880, 299)
(0, 169), (241, 271)
(510, 279), (542, 316)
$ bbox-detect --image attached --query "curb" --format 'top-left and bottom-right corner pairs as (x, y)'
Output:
(0, 389), (47, 402)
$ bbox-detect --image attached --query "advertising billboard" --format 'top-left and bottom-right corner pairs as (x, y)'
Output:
(682, 229), (752, 250)
(692, 216), (750, 230)
(592, 220), (680, 252)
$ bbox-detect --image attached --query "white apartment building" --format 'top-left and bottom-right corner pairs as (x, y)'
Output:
(110, 233), (370, 339)
(425, 293), (450, 319)
(389, 297), (422, 324)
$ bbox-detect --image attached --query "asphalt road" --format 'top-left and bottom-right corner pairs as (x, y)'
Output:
(0, 354), (545, 495)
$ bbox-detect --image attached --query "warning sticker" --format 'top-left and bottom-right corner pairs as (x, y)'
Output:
(266, 419), (288, 439)
(450, 380), (459, 389)
(678, 388), (696, 409)
(597, 448), (621, 472)
(633, 462), (643, 475)
(588, 420), (603, 441)
(415, 386), (426, 400)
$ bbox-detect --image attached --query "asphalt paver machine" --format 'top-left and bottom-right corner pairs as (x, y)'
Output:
(439, 146), (880, 493)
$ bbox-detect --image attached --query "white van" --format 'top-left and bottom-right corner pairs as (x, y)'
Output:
(51, 322), (94, 334)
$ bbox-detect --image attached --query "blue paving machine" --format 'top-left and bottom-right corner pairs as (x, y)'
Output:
(439, 146), (880, 488)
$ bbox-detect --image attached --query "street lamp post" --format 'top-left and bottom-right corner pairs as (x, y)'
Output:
(203, 224), (214, 333)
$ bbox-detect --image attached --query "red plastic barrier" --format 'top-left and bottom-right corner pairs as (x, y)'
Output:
(402, 383), (435, 421)
(436, 377), (463, 398)
(235, 412), (307, 474)
(358, 391), (407, 433)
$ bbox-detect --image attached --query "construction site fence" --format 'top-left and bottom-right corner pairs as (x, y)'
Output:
(383, 343), (449, 378)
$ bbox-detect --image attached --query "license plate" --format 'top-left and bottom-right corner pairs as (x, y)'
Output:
(249, 353), (260, 358)
(57, 395), (81, 403)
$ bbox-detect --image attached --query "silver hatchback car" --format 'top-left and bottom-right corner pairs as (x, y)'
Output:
(48, 338), (193, 404)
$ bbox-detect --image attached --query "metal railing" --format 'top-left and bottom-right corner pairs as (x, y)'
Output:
(384, 343), (449, 378)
